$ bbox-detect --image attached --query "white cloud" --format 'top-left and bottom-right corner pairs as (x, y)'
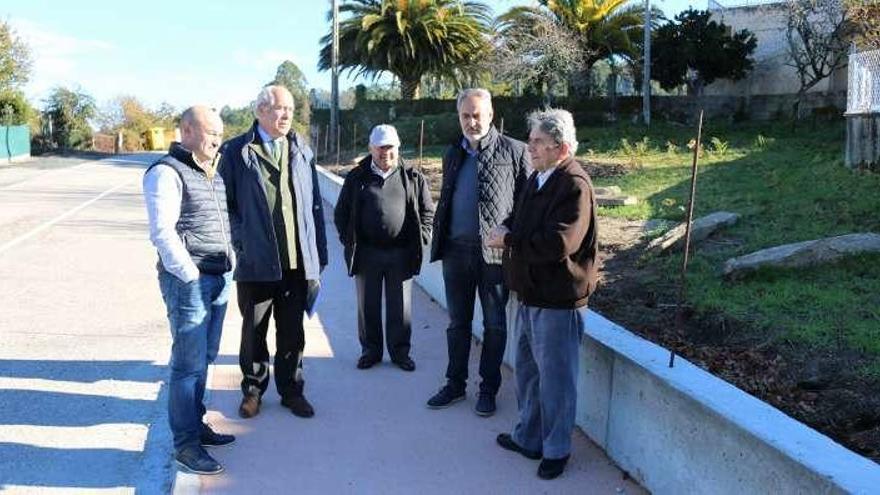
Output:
(9, 18), (113, 101)
(231, 49), (307, 73)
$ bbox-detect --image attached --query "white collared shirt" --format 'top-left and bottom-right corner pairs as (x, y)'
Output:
(536, 167), (557, 190)
(371, 160), (397, 180)
(143, 165), (200, 283)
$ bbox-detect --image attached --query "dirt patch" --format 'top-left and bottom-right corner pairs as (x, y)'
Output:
(591, 216), (880, 464)
(321, 155), (880, 463)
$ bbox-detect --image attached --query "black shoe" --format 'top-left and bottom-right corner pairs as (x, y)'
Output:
(426, 385), (465, 409)
(200, 423), (235, 447)
(281, 395), (315, 418)
(474, 393), (496, 417)
(496, 433), (542, 460)
(537, 455), (570, 480)
(392, 356), (416, 372)
(175, 445), (223, 475)
(357, 355), (381, 369)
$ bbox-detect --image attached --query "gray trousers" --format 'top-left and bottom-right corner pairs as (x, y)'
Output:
(512, 304), (582, 459)
(355, 245), (412, 361)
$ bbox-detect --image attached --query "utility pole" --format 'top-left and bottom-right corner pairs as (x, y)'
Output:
(643, 0), (651, 126)
(330, 0), (340, 154)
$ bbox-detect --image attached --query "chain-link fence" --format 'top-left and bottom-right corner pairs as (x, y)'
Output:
(847, 48), (880, 114)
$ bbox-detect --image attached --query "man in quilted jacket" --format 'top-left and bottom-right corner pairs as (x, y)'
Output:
(426, 88), (530, 416)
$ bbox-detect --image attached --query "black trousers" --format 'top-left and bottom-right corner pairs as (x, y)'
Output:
(237, 269), (307, 399)
(355, 245), (413, 362)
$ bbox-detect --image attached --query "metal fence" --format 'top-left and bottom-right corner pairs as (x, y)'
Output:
(848, 48), (880, 114)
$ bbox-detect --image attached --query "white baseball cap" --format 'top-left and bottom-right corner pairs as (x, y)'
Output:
(369, 124), (401, 147)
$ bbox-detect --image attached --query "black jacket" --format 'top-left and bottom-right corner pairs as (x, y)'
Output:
(219, 122), (328, 282)
(334, 155), (435, 278)
(430, 126), (529, 264)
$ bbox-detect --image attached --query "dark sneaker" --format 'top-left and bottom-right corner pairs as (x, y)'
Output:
(281, 395), (315, 418)
(238, 394), (261, 419)
(537, 455), (570, 480)
(474, 393), (496, 417)
(175, 445), (223, 475)
(200, 423), (235, 448)
(426, 385), (465, 409)
(496, 433), (542, 460)
(392, 356), (416, 372)
(357, 355), (381, 369)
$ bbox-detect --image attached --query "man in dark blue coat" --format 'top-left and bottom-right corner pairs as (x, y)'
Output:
(219, 85), (328, 420)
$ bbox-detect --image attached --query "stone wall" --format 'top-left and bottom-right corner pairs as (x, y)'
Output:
(311, 93), (847, 146)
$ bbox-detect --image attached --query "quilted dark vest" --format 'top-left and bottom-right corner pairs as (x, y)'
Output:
(148, 149), (232, 275)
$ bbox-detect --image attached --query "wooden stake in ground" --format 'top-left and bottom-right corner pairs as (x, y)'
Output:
(670, 110), (704, 369)
(315, 127), (321, 159)
(352, 123), (357, 154)
(500, 117), (505, 135)
(419, 120), (425, 169)
(324, 124), (330, 159)
(336, 124), (341, 167)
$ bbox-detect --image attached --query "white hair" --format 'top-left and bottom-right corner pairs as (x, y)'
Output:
(253, 85), (291, 117)
(456, 88), (492, 111)
(527, 108), (578, 157)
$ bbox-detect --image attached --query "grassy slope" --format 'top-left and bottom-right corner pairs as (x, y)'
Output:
(580, 120), (880, 374)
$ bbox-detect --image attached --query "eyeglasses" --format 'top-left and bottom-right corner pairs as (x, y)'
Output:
(527, 137), (560, 149)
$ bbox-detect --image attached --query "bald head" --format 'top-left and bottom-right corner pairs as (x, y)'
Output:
(180, 105), (223, 164)
(255, 85), (294, 138)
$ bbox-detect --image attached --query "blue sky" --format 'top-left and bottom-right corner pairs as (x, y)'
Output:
(5, 0), (698, 111)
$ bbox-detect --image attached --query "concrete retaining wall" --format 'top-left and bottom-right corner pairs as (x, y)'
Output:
(316, 166), (880, 494)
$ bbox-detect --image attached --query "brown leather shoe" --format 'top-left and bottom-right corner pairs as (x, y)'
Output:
(238, 395), (261, 418)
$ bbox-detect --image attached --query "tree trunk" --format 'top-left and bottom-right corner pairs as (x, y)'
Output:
(400, 78), (421, 100)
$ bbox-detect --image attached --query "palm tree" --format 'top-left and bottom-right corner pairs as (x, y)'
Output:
(319, 0), (493, 100)
(498, 0), (648, 94)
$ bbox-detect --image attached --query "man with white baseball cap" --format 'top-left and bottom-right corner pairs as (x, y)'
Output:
(334, 124), (435, 371)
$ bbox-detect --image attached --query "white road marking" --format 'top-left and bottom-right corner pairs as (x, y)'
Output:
(0, 178), (134, 255)
(0, 377), (162, 401)
(0, 424), (149, 452)
(0, 486), (133, 494)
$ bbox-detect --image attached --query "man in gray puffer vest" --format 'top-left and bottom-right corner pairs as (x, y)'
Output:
(144, 106), (235, 476)
(427, 89), (530, 416)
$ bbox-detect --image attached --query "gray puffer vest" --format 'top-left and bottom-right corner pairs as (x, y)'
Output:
(148, 143), (232, 275)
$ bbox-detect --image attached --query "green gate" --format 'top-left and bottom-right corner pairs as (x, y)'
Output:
(0, 125), (30, 161)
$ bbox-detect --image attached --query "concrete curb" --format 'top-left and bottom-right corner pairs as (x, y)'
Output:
(317, 164), (880, 494)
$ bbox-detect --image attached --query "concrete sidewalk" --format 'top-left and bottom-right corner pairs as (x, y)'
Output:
(186, 209), (644, 494)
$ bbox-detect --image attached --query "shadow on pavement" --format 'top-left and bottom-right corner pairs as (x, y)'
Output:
(0, 359), (173, 493)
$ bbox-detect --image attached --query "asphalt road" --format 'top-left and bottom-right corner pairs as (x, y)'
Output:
(0, 153), (171, 494)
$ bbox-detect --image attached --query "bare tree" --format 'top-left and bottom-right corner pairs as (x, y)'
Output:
(487, 10), (591, 102)
(847, 0), (880, 50)
(785, 0), (852, 119)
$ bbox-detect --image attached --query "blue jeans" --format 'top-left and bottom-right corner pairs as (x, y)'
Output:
(158, 269), (232, 452)
(441, 241), (508, 395)
(512, 305), (582, 459)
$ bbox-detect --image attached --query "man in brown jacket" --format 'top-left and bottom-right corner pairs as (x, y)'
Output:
(486, 108), (598, 480)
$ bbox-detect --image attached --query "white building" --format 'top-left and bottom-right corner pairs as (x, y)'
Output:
(703, 0), (848, 96)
